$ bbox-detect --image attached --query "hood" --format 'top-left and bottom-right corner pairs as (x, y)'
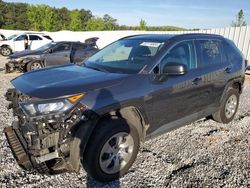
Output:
(11, 64), (128, 99)
(9, 50), (42, 59)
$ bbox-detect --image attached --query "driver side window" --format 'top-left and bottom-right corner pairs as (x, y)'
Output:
(15, 35), (27, 41)
(160, 41), (196, 73)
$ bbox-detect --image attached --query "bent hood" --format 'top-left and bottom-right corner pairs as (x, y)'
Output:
(11, 64), (128, 99)
(9, 50), (42, 59)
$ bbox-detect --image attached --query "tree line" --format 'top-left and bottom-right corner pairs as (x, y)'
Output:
(0, 0), (186, 31)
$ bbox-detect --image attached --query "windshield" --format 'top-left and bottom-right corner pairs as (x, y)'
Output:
(85, 39), (165, 74)
(7, 34), (17, 40)
(35, 42), (56, 51)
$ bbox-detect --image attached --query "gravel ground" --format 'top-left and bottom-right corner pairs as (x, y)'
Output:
(0, 55), (249, 188)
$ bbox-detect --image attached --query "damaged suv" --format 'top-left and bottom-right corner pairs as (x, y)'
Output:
(4, 34), (245, 182)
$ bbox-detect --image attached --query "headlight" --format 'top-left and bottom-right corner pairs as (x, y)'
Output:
(21, 93), (85, 116)
(15, 57), (23, 62)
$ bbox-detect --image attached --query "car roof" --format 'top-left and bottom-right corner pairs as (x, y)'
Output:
(122, 33), (224, 42)
(53, 41), (83, 44)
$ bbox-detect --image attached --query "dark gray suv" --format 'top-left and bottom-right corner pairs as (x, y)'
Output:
(4, 34), (245, 182)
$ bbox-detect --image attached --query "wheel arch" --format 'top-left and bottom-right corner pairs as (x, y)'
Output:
(69, 106), (148, 172)
(220, 77), (244, 104)
(94, 106), (149, 142)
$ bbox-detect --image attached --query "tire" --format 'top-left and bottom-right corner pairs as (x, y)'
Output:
(0, 46), (12, 56)
(212, 88), (239, 124)
(26, 61), (43, 72)
(82, 116), (140, 182)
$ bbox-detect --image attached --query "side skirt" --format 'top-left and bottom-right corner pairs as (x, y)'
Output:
(146, 107), (217, 140)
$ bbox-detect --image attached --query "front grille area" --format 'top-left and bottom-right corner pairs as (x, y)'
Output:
(4, 88), (84, 174)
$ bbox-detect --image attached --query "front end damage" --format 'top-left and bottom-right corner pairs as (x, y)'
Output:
(4, 88), (96, 175)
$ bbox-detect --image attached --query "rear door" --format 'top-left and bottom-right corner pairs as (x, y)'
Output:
(71, 43), (88, 64)
(28, 34), (43, 50)
(45, 42), (72, 67)
(195, 39), (229, 110)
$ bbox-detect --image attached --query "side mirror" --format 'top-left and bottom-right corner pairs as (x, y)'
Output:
(163, 63), (188, 75)
(48, 49), (53, 53)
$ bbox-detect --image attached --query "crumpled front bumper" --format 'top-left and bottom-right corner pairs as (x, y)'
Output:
(5, 60), (20, 73)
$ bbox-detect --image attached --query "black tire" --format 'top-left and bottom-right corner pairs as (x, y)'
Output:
(212, 88), (239, 124)
(0, 46), (12, 56)
(26, 61), (43, 72)
(82, 116), (140, 182)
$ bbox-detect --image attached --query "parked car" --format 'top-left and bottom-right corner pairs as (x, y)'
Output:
(4, 34), (245, 182)
(0, 32), (53, 56)
(0, 33), (6, 41)
(5, 39), (99, 73)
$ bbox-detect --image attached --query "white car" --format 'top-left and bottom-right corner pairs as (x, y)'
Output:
(0, 33), (53, 56)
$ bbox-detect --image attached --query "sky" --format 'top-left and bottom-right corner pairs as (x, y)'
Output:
(5, 0), (250, 29)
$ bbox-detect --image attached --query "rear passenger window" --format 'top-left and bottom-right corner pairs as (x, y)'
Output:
(197, 40), (225, 67)
(29, 35), (42, 41)
(160, 41), (196, 71)
(72, 43), (87, 50)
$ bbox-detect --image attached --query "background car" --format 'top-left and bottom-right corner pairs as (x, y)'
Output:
(5, 38), (99, 73)
(0, 32), (53, 56)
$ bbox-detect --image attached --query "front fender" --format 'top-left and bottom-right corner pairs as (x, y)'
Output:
(68, 118), (98, 172)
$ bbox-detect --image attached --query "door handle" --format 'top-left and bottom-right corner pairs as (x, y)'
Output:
(225, 66), (232, 73)
(192, 77), (202, 85)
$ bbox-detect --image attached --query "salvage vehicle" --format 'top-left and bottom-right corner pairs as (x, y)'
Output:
(5, 38), (99, 73)
(4, 34), (245, 182)
(0, 32), (53, 56)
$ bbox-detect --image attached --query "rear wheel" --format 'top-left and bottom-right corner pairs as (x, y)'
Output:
(1, 46), (12, 56)
(82, 116), (139, 182)
(26, 61), (43, 72)
(212, 88), (239, 123)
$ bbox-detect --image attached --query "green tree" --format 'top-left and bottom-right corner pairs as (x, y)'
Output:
(52, 7), (71, 31)
(79, 9), (92, 30)
(86, 17), (106, 31)
(139, 19), (147, 30)
(69, 10), (82, 31)
(41, 5), (54, 31)
(103, 14), (118, 30)
(231, 9), (247, 27)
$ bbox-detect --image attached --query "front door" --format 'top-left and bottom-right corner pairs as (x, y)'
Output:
(13, 34), (27, 51)
(45, 43), (72, 67)
(148, 40), (211, 134)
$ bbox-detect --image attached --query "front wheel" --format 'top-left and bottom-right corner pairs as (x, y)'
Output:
(0, 46), (12, 56)
(212, 88), (239, 124)
(82, 117), (139, 182)
(26, 61), (43, 72)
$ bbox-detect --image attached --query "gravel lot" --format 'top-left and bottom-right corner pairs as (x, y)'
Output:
(0, 55), (249, 188)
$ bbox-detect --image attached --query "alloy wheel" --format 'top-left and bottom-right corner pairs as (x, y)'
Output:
(99, 132), (134, 174)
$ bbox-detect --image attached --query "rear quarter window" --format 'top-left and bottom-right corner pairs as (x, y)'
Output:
(223, 40), (243, 64)
(43, 35), (53, 40)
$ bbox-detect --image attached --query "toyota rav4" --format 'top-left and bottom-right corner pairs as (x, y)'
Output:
(4, 34), (245, 182)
